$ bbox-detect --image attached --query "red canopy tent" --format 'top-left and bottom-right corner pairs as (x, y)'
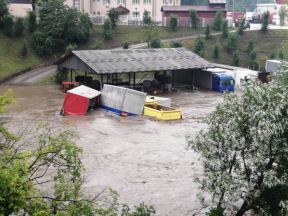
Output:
(62, 85), (101, 115)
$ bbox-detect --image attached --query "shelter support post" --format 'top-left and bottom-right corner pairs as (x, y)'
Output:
(70, 69), (73, 82)
(172, 71), (175, 88)
(85, 72), (87, 85)
(163, 71), (167, 92)
(100, 74), (104, 90)
(192, 70), (194, 91)
(128, 73), (131, 86)
(133, 73), (136, 89)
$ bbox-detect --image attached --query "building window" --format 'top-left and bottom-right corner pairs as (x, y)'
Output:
(143, 0), (151, 4)
(163, 0), (172, 5)
(133, 11), (140, 17)
(73, 0), (80, 10)
(132, 0), (140, 5)
(117, 0), (124, 4)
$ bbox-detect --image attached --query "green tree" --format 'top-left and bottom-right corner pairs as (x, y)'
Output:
(261, 11), (270, 33)
(108, 8), (119, 29)
(147, 25), (161, 48)
(143, 10), (152, 25)
(221, 20), (228, 39)
(232, 51), (239, 66)
(33, 0), (92, 56)
(169, 14), (178, 32)
(170, 41), (183, 48)
(2, 15), (13, 37)
(279, 6), (287, 26)
(193, 37), (205, 55)
(103, 18), (113, 40)
(237, 19), (245, 36)
(205, 24), (211, 39)
(226, 33), (238, 53)
(14, 18), (24, 37)
(189, 10), (199, 29)
(27, 11), (37, 32)
(213, 44), (220, 59)
(21, 41), (28, 57)
(0, 0), (8, 27)
(246, 39), (254, 54)
(188, 67), (288, 215)
(213, 11), (223, 31)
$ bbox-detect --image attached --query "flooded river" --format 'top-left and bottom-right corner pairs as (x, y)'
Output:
(0, 85), (223, 216)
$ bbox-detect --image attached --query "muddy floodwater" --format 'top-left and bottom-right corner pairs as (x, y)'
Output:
(0, 85), (223, 216)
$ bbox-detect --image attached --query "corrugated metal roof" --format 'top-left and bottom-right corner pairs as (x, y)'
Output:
(59, 48), (213, 74)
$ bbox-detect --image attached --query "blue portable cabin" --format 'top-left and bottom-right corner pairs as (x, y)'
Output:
(212, 73), (235, 92)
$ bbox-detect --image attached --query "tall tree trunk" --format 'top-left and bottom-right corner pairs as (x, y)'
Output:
(32, 0), (36, 11)
(236, 201), (249, 216)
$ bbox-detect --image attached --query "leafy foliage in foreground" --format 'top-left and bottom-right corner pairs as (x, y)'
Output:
(0, 92), (156, 215)
(188, 65), (288, 216)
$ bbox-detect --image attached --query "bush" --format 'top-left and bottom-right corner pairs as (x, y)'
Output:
(205, 24), (211, 39)
(108, 8), (119, 29)
(27, 11), (37, 32)
(232, 51), (239, 66)
(237, 19), (245, 36)
(226, 33), (238, 53)
(0, 0), (9, 27)
(190, 10), (199, 29)
(150, 37), (161, 48)
(169, 14), (178, 32)
(143, 10), (152, 25)
(170, 41), (182, 48)
(250, 50), (257, 61)
(123, 41), (129, 49)
(246, 39), (254, 54)
(21, 41), (28, 57)
(261, 12), (269, 33)
(14, 18), (24, 37)
(55, 68), (69, 84)
(65, 43), (77, 54)
(193, 37), (205, 55)
(3, 15), (13, 36)
(213, 44), (220, 59)
(213, 11), (223, 31)
(221, 20), (228, 39)
(103, 18), (113, 40)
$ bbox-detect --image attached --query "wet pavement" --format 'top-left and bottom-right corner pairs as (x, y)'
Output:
(0, 85), (223, 216)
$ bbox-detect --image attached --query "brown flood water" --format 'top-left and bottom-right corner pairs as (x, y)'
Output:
(0, 85), (223, 216)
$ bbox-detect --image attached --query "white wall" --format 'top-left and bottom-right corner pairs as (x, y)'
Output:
(8, 3), (32, 17)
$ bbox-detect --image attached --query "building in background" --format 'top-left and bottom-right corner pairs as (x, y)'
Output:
(8, 0), (32, 17)
(162, 0), (227, 27)
(65, 0), (181, 24)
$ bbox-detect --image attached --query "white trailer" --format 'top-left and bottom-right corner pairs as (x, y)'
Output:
(265, 60), (285, 73)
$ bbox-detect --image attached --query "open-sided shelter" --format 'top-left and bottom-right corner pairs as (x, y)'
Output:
(62, 85), (101, 115)
(56, 48), (214, 90)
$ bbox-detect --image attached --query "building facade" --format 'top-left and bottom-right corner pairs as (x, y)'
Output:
(65, 0), (180, 23)
(162, 0), (227, 27)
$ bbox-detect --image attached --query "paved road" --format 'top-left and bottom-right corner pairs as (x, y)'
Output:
(5, 24), (287, 84)
(6, 65), (57, 85)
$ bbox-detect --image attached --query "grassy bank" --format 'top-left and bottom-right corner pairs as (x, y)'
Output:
(82, 25), (205, 49)
(0, 25), (205, 80)
(0, 33), (49, 80)
(174, 30), (288, 70)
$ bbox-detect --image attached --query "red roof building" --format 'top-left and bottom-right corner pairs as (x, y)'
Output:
(275, 0), (287, 5)
(162, 1), (227, 27)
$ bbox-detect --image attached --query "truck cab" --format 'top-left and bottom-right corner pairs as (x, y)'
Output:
(212, 73), (235, 92)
